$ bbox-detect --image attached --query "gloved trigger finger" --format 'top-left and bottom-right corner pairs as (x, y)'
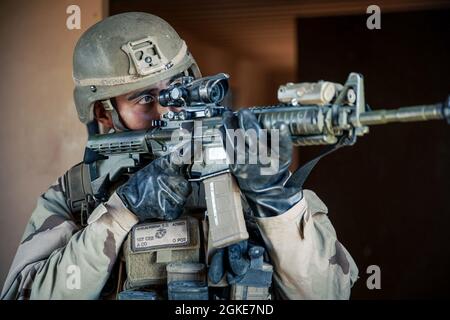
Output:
(222, 110), (238, 128)
(238, 109), (263, 133)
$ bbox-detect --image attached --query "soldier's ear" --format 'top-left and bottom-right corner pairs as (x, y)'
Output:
(94, 101), (113, 128)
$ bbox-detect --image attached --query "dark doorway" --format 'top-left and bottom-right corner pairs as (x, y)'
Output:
(297, 10), (450, 298)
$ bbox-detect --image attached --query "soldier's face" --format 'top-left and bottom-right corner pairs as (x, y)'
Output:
(114, 79), (178, 130)
(95, 79), (179, 131)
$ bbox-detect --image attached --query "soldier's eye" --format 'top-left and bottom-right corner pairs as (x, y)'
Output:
(137, 95), (155, 105)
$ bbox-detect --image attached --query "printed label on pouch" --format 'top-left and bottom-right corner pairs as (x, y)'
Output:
(131, 219), (189, 252)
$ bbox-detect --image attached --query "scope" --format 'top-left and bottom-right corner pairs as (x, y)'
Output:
(159, 73), (229, 107)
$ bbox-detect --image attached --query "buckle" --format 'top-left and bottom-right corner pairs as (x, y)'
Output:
(80, 194), (96, 227)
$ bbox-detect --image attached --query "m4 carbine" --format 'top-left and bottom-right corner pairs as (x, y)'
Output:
(86, 72), (449, 248)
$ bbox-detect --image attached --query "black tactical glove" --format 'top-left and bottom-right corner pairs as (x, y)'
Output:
(116, 155), (192, 222)
(221, 109), (302, 217)
(208, 240), (250, 284)
(208, 240), (269, 286)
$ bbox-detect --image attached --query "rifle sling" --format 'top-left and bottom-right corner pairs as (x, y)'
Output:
(285, 135), (351, 189)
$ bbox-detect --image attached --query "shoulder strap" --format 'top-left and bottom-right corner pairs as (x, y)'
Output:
(64, 162), (96, 227)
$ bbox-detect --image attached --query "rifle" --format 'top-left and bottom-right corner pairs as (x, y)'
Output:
(86, 72), (449, 248)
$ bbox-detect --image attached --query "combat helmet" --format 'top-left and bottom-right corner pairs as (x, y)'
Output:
(73, 12), (201, 130)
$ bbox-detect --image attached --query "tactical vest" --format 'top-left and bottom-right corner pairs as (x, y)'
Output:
(64, 162), (274, 300)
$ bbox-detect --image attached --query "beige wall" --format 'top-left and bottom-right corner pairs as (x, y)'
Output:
(0, 0), (106, 285)
(181, 33), (279, 108)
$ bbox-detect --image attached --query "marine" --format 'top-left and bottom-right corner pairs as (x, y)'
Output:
(1, 12), (358, 300)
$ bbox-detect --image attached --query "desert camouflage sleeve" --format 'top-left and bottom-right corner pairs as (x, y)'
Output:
(256, 189), (359, 300)
(1, 177), (138, 300)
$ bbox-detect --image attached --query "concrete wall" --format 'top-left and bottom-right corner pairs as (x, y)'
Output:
(0, 0), (106, 286)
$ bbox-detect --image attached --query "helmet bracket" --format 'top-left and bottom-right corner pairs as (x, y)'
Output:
(121, 37), (170, 76)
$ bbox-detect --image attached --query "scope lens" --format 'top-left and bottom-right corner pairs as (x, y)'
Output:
(210, 85), (220, 102)
(208, 82), (225, 103)
(170, 87), (181, 100)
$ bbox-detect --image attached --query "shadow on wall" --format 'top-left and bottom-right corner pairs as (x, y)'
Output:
(297, 10), (450, 299)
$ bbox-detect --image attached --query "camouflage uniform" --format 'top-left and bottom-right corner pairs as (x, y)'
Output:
(1, 174), (358, 300)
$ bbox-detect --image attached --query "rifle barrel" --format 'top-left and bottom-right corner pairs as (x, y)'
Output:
(354, 103), (446, 126)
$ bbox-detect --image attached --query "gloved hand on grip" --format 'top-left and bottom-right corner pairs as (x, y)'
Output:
(220, 109), (302, 218)
(208, 240), (250, 284)
(208, 241), (269, 286)
(116, 154), (192, 222)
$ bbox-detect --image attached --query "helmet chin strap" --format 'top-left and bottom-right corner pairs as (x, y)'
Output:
(100, 99), (129, 132)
